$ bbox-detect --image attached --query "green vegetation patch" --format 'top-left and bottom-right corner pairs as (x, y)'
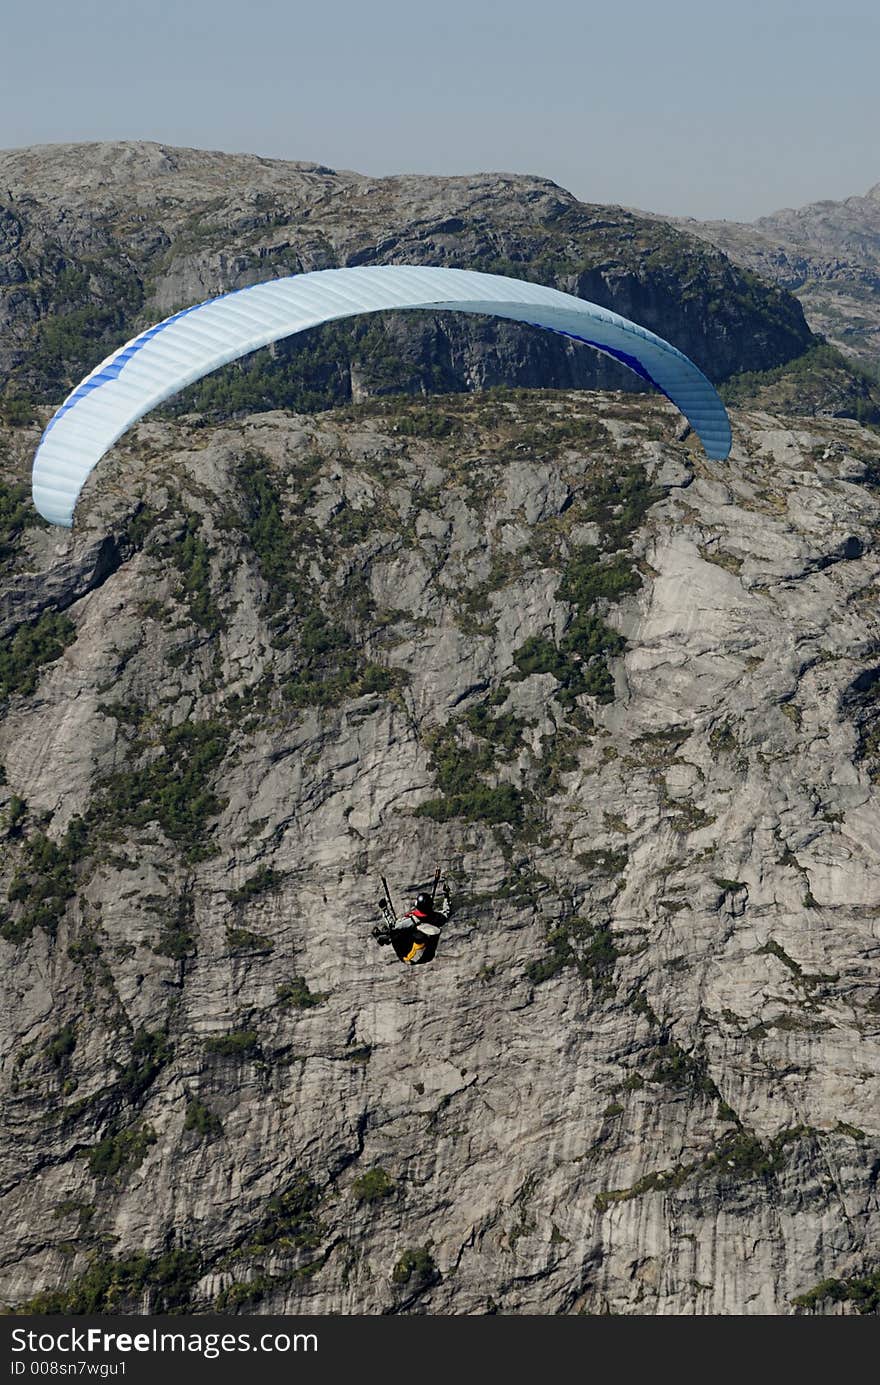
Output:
(512, 634), (568, 678)
(14, 1248), (202, 1315)
(351, 1167), (396, 1204)
(648, 1043), (720, 1100)
(506, 467), (663, 710)
(389, 408), (461, 438)
(204, 1029), (261, 1059)
(417, 781), (524, 826)
(557, 545), (642, 607)
(115, 1028), (173, 1105)
(27, 258), (144, 401)
(184, 1098), (223, 1140)
(151, 889), (197, 960)
(0, 394), (37, 427)
(462, 700), (530, 753)
(231, 451), (314, 614)
(227, 865), (285, 904)
(532, 727), (584, 799)
(168, 316), (427, 423)
(244, 1176), (325, 1254)
(595, 1164), (694, 1212)
(87, 1123), (157, 1179)
(0, 478), (45, 567)
(281, 616), (401, 710)
(415, 700), (528, 826)
(792, 1267), (880, 1314)
(576, 465), (664, 552)
(512, 552), (632, 710)
(392, 1246), (437, 1286)
(4, 793), (27, 838)
(97, 718), (230, 861)
(276, 977), (328, 1010)
(226, 926), (274, 954)
(0, 610), (76, 699)
(526, 916), (618, 993)
(123, 503), (164, 552)
(2, 816), (87, 943)
(719, 341), (880, 424)
(44, 1023), (77, 1069)
(594, 1124), (814, 1213)
(229, 451), (404, 708)
(577, 847), (628, 879)
(150, 512), (226, 638)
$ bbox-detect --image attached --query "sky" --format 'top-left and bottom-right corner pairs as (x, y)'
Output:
(2, 0), (879, 222)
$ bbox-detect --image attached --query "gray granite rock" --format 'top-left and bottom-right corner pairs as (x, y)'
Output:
(1, 391), (879, 1316)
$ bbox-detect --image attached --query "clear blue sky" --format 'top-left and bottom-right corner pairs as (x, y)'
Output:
(3, 0), (878, 221)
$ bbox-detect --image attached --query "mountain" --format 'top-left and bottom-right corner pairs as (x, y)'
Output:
(2, 388), (880, 1315)
(0, 140), (814, 417)
(1, 144), (879, 1317)
(666, 185), (880, 380)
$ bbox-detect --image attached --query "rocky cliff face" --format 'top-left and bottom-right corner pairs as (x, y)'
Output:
(667, 185), (880, 378)
(1, 389), (879, 1316)
(0, 141), (813, 416)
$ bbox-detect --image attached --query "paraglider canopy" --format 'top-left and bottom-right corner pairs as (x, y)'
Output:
(31, 265), (732, 527)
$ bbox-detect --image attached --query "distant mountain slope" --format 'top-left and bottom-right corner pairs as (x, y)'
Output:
(0, 141), (814, 419)
(667, 185), (880, 377)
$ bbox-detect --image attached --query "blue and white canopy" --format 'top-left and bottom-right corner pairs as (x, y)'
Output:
(31, 264), (732, 527)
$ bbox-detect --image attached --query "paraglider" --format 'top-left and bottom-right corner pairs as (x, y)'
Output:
(31, 265), (732, 528)
(372, 871), (452, 965)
